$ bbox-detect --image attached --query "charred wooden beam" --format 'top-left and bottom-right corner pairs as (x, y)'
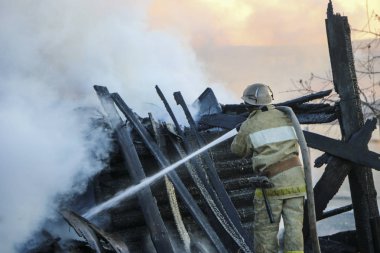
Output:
(223, 176), (273, 189)
(222, 89), (333, 115)
(61, 210), (130, 253)
(111, 92), (228, 253)
(149, 114), (192, 252)
(174, 91), (254, 252)
(198, 110), (337, 131)
(304, 118), (379, 239)
(325, 1), (379, 251)
(165, 130), (243, 252)
(290, 103), (336, 114)
(195, 88), (336, 130)
(316, 231), (357, 253)
(276, 89), (333, 106)
(295, 113), (337, 124)
(304, 119), (377, 238)
(304, 157), (352, 238)
(198, 114), (246, 130)
(192, 87), (222, 118)
(303, 130), (380, 170)
(91, 117), (258, 249)
(94, 85), (175, 253)
(313, 118), (377, 168)
(370, 217), (380, 253)
(314, 153), (331, 168)
(118, 124), (176, 252)
(319, 204), (353, 220)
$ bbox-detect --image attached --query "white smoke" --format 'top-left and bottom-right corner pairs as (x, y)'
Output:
(0, 84), (113, 253)
(0, 0), (234, 252)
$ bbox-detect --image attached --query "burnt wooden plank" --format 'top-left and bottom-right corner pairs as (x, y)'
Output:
(305, 119), (377, 237)
(62, 210), (130, 253)
(198, 111), (337, 130)
(304, 157), (352, 237)
(291, 103), (335, 114)
(222, 89), (333, 114)
(198, 114), (245, 130)
(157, 85), (247, 251)
(303, 130), (380, 170)
(94, 85), (175, 253)
(276, 89), (333, 106)
(312, 118), (377, 168)
(192, 87), (222, 118)
(112, 92), (229, 253)
(320, 204), (353, 220)
(296, 113), (337, 124)
(174, 91), (253, 252)
(370, 217), (380, 252)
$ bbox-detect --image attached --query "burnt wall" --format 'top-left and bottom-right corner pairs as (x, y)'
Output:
(92, 127), (255, 252)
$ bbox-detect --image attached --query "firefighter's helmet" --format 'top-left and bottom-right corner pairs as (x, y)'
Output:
(241, 83), (273, 105)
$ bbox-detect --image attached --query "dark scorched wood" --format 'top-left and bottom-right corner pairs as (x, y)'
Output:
(93, 128), (255, 252)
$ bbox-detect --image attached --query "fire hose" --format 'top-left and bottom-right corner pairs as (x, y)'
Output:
(276, 106), (321, 253)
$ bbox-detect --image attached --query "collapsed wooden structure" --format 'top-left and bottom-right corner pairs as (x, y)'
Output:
(54, 81), (379, 253)
(27, 1), (380, 253)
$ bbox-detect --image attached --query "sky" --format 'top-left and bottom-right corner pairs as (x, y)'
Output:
(149, 0), (380, 47)
(0, 0), (379, 252)
(149, 0), (380, 102)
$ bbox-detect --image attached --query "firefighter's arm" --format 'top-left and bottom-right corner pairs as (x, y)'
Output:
(231, 129), (252, 157)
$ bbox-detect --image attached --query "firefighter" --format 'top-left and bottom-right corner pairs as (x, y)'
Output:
(231, 83), (306, 253)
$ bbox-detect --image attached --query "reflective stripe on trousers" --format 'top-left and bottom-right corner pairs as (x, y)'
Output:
(255, 185), (306, 199)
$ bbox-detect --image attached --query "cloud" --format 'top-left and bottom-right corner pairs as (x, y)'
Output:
(0, 0), (220, 251)
(149, 0), (380, 47)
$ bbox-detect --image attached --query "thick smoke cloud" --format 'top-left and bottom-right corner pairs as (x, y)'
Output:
(0, 0), (235, 252)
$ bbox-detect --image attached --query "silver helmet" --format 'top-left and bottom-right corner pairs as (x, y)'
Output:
(241, 83), (273, 105)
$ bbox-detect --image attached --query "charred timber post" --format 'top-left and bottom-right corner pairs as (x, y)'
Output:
(149, 114), (192, 252)
(303, 129), (380, 170)
(111, 92), (229, 253)
(309, 118), (378, 240)
(319, 204), (353, 220)
(93, 85), (175, 253)
(155, 85), (183, 136)
(156, 86), (243, 251)
(325, 1), (380, 252)
(173, 91), (253, 250)
(62, 210), (130, 253)
(166, 130), (243, 252)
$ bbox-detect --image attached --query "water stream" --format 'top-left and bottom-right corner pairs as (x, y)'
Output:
(83, 128), (238, 219)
